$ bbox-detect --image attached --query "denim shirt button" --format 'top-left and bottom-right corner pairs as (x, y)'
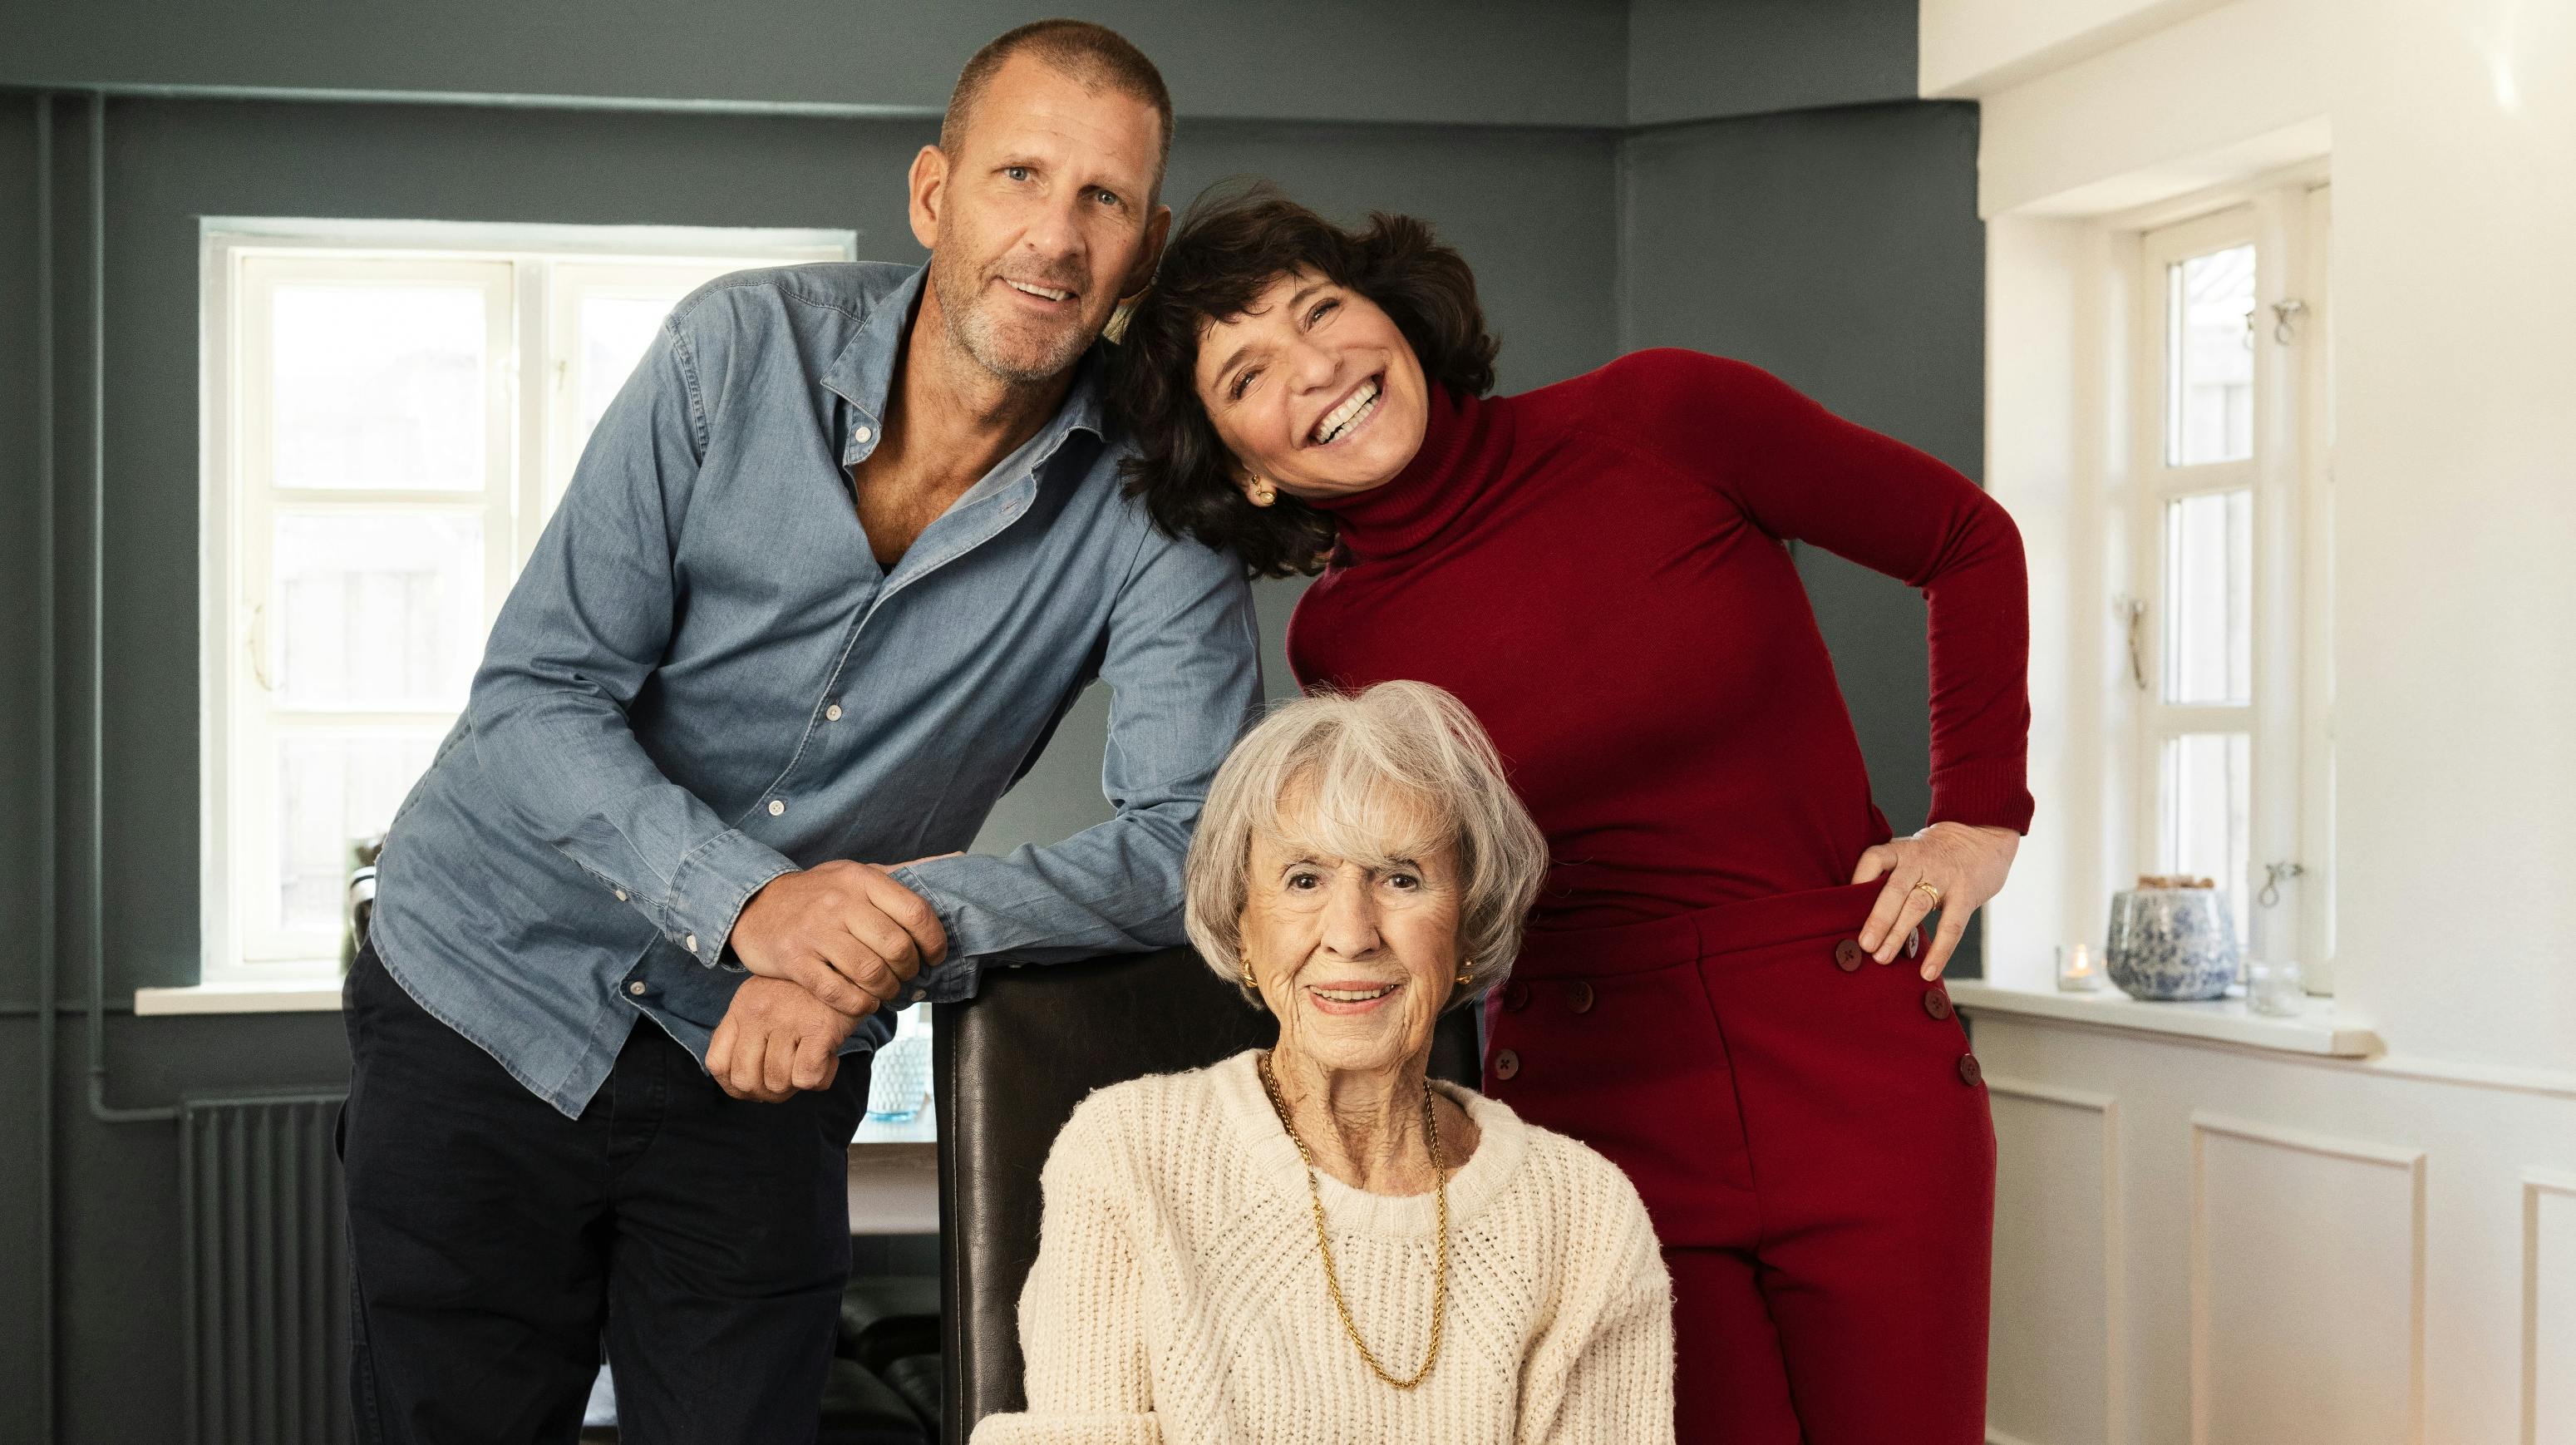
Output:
(628, 980), (648, 996)
(768, 799), (786, 816)
(825, 703), (842, 722)
(684, 934), (698, 953)
(854, 425), (873, 444)
(613, 888), (628, 900)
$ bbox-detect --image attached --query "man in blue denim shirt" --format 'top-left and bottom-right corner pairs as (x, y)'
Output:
(340, 23), (1256, 1443)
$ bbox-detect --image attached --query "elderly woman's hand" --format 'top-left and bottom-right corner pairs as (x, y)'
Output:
(1849, 822), (2020, 980)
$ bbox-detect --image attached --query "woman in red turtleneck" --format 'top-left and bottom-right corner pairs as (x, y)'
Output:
(1114, 185), (2029, 1443)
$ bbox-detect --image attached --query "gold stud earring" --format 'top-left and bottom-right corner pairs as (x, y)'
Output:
(1247, 480), (1277, 508)
(1454, 962), (1475, 989)
(1239, 963), (1258, 992)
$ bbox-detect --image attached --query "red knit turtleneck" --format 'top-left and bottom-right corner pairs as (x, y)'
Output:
(1290, 349), (2032, 931)
(1311, 386), (1515, 562)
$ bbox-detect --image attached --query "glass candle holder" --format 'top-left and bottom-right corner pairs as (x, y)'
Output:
(2244, 957), (2308, 1017)
(2056, 943), (2103, 992)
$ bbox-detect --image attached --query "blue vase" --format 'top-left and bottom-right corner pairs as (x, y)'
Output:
(2105, 885), (2240, 1000)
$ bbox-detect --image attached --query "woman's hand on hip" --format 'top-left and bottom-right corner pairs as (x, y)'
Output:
(1849, 822), (2021, 980)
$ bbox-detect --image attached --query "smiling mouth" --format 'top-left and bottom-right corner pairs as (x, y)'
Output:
(1002, 278), (1076, 304)
(1305, 979), (1404, 1015)
(1310, 376), (1383, 446)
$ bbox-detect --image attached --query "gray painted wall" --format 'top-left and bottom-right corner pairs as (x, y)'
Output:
(4, 15), (1993, 1443)
(0, 94), (48, 1445)
(0, 116), (39, 986)
(1627, 0), (1919, 124)
(0, 0), (1632, 127)
(0, 91), (1614, 1444)
(1618, 98), (1989, 961)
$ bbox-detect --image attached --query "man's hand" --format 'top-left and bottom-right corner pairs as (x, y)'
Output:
(706, 976), (864, 1103)
(730, 861), (947, 1015)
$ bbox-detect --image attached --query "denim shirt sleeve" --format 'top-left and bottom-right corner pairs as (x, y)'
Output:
(465, 320), (796, 969)
(889, 523), (1261, 1003)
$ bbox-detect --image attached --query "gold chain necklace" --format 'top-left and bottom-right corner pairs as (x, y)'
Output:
(1255, 1050), (1450, 1389)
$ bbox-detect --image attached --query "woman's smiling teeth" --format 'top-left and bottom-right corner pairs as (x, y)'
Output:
(1311, 377), (1382, 445)
(1304, 979), (1405, 1017)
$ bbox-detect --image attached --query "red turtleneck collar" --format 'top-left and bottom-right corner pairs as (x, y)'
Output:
(1306, 385), (1518, 564)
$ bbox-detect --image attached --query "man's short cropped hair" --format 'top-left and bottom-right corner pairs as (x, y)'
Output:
(941, 19), (1175, 193)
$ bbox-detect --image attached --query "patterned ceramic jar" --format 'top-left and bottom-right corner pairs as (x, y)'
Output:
(2105, 880), (2240, 1000)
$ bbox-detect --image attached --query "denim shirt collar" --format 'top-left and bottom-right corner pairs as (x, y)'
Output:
(820, 264), (1111, 488)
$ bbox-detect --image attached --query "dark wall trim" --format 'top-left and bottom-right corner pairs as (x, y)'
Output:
(29, 86), (60, 1445)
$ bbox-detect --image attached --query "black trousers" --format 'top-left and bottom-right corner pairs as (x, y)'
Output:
(338, 941), (869, 1444)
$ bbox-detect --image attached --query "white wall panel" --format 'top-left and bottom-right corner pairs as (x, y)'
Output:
(1989, 1078), (2120, 1445)
(2530, 1171), (2576, 1445)
(1967, 1009), (2576, 1445)
(2190, 1114), (2424, 1445)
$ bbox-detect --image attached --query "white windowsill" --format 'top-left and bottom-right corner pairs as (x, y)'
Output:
(133, 981), (956, 1178)
(135, 977), (346, 1015)
(129, 983), (960, 1127)
(1948, 979), (2381, 1058)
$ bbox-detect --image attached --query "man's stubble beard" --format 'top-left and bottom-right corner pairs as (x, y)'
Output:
(930, 248), (1094, 387)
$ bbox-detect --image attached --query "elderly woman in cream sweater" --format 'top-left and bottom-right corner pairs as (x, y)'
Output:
(974, 681), (1674, 1444)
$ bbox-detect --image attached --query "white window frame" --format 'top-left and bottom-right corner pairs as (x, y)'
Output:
(199, 218), (855, 987)
(2112, 177), (2334, 988)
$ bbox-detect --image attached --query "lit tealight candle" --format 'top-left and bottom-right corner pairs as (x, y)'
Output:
(2057, 943), (2101, 992)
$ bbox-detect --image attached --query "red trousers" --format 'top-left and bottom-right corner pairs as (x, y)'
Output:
(1485, 880), (1994, 1443)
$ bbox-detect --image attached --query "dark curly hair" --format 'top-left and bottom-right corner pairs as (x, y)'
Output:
(1109, 181), (1499, 579)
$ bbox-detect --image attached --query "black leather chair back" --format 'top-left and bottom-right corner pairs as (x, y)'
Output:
(935, 947), (1479, 1442)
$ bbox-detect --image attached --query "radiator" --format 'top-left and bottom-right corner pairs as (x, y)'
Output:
(180, 1092), (352, 1445)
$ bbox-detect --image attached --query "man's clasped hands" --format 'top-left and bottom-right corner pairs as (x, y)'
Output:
(706, 860), (950, 1102)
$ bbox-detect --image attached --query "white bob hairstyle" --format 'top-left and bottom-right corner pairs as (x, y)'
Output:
(1183, 681), (1549, 1010)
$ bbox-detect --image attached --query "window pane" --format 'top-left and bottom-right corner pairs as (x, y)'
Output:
(272, 284), (487, 491)
(2163, 489), (2253, 705)
(2160, 732), (2251, 945)
(274, 732), (441, 935)
(2166, 243), (2256, 466)
(273, 511), (485, 710)
(577, 293), (677, 450)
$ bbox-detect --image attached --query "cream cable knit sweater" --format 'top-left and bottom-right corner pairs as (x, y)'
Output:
(972, 1049), (1674, 1445)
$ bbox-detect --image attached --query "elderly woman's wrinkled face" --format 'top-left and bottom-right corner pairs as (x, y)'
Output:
(1193, 269), (1430, 504)
(1239, 787), (1463, 1078)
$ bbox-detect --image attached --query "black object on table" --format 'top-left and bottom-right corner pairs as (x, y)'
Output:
(818, 1358), (932, 1445)
(840, 1274), (942, 1375)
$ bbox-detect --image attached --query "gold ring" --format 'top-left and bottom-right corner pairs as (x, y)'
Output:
(1911, 880), (1943, 905)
